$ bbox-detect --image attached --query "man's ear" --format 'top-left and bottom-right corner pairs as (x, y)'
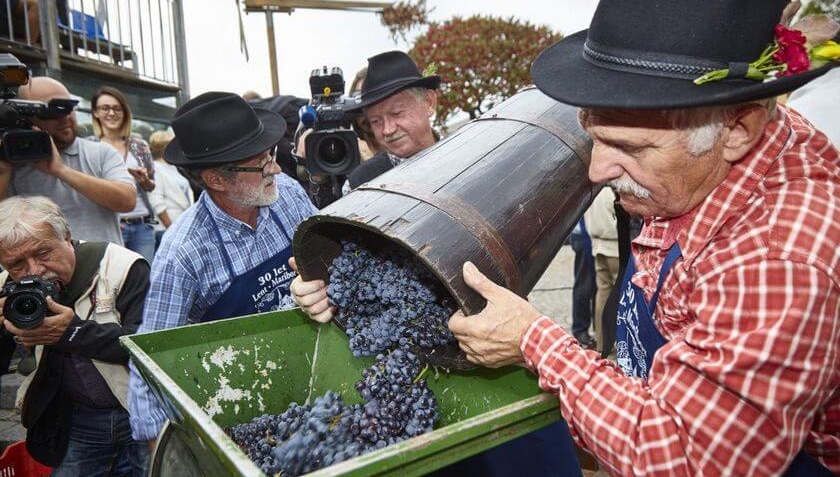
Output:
(200, 169), (229, 193)
(424, 89), (437, 116)
(721, 104), (770, 164)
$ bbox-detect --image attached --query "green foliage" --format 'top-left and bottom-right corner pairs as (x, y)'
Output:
(408, 15), (561, 127)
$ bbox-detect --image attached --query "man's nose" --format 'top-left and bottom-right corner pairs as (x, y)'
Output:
(382, 117), (398, 135)
(22, 259), (46, 277)
(587, 144), (623, 184)
(265, 158), (282, 176)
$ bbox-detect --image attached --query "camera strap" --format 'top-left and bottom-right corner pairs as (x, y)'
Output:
(62, 241), (108, 308)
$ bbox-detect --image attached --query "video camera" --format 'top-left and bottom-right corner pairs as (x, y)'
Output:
(2, 275), (60, 329)
(298, 66), (362, 176)
(0, 53), (78, 163)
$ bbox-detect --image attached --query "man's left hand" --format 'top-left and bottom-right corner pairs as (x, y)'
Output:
(3, 297), (75, 346)
(448, 262), (542, 368)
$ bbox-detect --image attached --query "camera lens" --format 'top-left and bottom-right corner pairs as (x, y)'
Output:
(14, 297), (37, 315)
(4, 292), (46, 329)
(317, 137), (348, 166)
(16, 138), (34, 153)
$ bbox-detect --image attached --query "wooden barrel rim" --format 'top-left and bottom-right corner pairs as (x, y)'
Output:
(474, 112), (592, 165)
(356, 182), (521, 292)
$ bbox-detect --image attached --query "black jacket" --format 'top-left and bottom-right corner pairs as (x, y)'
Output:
(346, 151), (394, 190)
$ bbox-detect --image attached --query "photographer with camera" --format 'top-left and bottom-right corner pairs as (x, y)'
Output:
(0, 75), (137, 245)
(0, 195), (150, 475)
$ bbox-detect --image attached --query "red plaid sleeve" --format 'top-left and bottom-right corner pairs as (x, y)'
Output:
(522, 259), (840, 477)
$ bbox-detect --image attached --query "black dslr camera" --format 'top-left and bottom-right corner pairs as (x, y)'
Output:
(0, 53), (77, 163)
(299, 66), (362, 176)
(2, 276), (60, 329)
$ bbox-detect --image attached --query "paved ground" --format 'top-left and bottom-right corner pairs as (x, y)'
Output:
(528, 245), (576, 329)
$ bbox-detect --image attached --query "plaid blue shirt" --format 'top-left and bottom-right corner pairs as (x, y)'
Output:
(128, 173), (316, 441)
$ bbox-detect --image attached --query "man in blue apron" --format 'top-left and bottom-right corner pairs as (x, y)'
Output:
(448, 1), (840, 476)
(127, 92), (317, 469)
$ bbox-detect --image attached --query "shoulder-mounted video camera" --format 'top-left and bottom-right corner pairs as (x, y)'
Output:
(298, 66), (362, 176)
(0, 53), (79, 163)
(2, 275), (60, 329)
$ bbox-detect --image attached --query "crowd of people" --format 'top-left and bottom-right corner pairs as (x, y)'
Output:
(0, 0), (838, 476)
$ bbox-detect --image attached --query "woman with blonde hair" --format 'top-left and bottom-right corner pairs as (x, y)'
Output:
(90, 86), (156, 262)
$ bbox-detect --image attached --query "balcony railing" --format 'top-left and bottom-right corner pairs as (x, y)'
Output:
(1, 0), (186, 88)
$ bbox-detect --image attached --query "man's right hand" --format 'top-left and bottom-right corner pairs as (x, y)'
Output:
(288, 257), (334, 323)
(31, 137), (66, 178)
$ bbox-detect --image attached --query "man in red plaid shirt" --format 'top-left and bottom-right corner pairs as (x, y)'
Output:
(449, 1), (839, 476)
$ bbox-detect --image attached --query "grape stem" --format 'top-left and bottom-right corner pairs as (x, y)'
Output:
(413, 363), (430, 384)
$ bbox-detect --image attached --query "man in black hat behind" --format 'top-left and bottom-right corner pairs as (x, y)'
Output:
(448, 0), (840, 476)
(127, 92), (317, 461)
(342, 50), (440, 192)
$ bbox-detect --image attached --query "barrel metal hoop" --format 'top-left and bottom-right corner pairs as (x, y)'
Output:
(474, 113), (592, 166)
(357, 183), (521, 292)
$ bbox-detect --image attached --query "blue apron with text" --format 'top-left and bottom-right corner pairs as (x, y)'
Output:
(200, 205), (296, 322)
(615, 244), (831, 476)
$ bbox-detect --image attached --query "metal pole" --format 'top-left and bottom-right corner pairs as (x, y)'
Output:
(266, 11), (279, 95)
(157, 0), (167, 81)
(39, 0), (60, 70)
(172, 0), (191, 104)
(167, 0), (177, 84)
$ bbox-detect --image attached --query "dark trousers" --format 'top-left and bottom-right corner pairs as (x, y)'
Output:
(51, 406), (148, 477)
(570, 233), (595, 339)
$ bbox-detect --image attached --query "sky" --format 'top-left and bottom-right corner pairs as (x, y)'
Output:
(180, 0), (599, 99)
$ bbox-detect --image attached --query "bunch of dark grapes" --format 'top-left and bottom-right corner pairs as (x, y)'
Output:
(226, 350), (438, 476)
(327, 239), (457, 357)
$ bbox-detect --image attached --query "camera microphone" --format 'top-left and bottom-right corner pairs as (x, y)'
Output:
(299, 105), (317, 127)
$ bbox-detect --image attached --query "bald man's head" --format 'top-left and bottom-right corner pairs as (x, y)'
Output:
(18, 77), (72, 103)
(19, 77), (77, 149)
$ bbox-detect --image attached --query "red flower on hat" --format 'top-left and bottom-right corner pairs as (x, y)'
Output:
(773, 24), (810, 76)
(694, 15), (840, 85)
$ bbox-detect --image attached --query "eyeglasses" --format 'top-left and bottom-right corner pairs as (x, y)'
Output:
(220, 149), (277, 177)
(96, 105), (123, 114)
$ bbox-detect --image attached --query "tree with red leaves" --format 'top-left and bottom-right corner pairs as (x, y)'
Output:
(380, 4), (561, 128)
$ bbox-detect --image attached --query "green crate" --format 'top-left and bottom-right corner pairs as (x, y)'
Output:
(121, 309), (562, 476)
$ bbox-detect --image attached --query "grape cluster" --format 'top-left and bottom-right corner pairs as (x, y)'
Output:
(327, 240), (457, 357)
(227, 350), (438, 476)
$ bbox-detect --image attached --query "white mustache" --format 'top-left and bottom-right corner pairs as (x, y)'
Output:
(609, 177), (652, 199)
(385, 133), (406, 143)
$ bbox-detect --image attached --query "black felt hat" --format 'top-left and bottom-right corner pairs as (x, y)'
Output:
(531, 0), (839, 109)
(347, 50), (440, 112)
(164, 92), (287, 169)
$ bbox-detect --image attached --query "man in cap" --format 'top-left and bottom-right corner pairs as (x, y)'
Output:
(448, 0), (840, 475)
(127, 92), (317, 458)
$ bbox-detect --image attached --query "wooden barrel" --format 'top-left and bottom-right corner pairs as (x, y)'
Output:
(293, 87), (596, 317)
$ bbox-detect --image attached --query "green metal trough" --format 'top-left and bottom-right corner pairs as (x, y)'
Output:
(121, 308), (563, 476)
